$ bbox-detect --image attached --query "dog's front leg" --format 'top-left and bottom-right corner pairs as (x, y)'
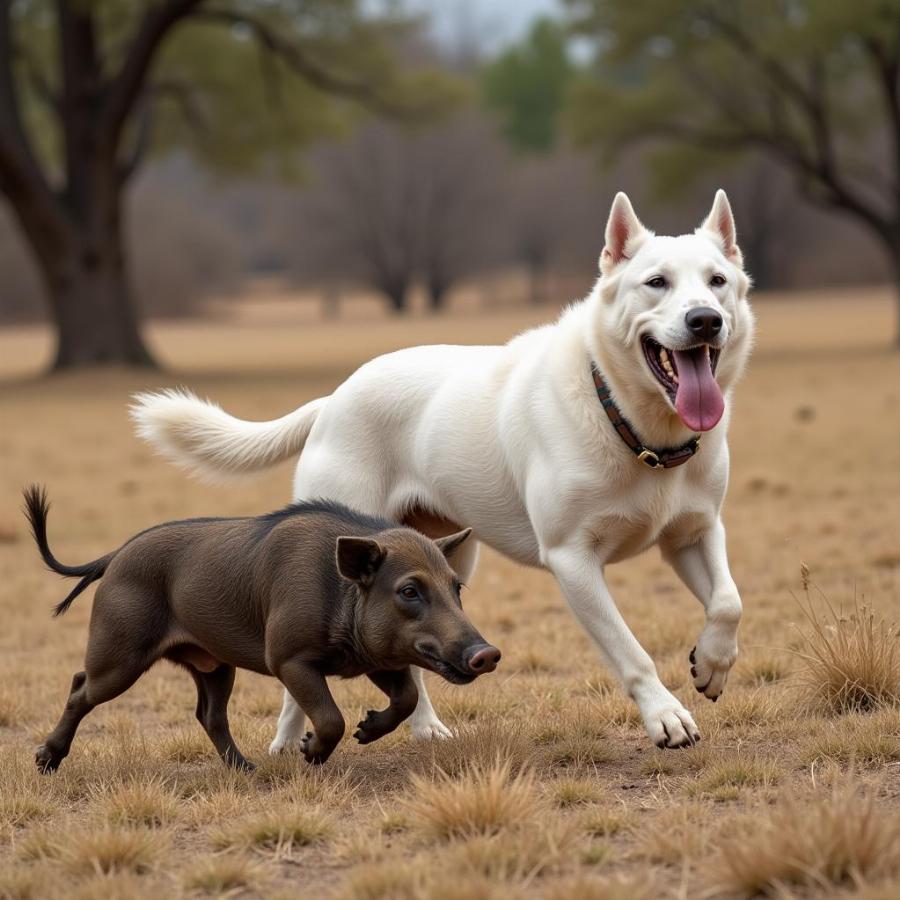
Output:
(408, 667), (453, 740)
(661, 518), (741, 701)
(545, 542), (701, 749)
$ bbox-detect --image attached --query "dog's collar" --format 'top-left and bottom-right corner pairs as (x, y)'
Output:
(590, 364), (701, 470)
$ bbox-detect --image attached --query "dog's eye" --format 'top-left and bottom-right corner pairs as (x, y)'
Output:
(710, 273), (727, 287)
(645, 276), (667, 289)
(399, 585), (421, 602)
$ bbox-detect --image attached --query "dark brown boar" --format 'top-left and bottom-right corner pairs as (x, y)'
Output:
(24, 486), (500, 772)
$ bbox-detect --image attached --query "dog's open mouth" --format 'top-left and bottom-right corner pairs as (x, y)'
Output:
(641, 336), (724, 433)
(417, 649), (477, 685)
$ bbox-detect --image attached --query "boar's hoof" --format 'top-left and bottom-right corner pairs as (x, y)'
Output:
(354, 709), (391, 745)
(35, 744), (62, 774)
(228, 754), (256, 773)
(299, 730), (333, 766)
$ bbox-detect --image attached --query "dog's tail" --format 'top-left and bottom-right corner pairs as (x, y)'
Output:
(130, 388), (328, 482)
(24, 485), (116, 617)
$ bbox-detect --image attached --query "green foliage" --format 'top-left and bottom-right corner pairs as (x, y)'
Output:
(481, 17), (574, 155)
(564, 0), (898, 201)
(10, 0), (462, 181)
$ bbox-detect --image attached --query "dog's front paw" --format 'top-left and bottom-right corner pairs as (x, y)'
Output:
(639, 693), (701, 749)
(409, 714), (454, 741)
(690, 623), (738, 701)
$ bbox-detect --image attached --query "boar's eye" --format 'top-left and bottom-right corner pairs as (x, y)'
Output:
(399, 584), (421, 603)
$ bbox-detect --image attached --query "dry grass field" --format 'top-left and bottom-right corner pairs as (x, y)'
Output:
(0, 286), (899, 899)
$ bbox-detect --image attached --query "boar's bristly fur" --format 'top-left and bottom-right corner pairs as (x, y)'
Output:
(26, 487), (500, 773)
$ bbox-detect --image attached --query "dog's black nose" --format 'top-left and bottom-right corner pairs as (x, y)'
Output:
(685, 307), (723, 342)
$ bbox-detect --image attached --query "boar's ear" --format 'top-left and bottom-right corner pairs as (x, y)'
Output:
(434, 528), (473, 564)
(336, 537), (386, 585)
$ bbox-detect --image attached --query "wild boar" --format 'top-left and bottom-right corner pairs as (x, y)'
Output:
(24, 486), (500, 772)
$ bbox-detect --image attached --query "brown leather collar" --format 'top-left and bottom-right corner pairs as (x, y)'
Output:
(591, 363), (700, 469)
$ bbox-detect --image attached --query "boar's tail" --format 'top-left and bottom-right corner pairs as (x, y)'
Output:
(23, 485), (116, 617)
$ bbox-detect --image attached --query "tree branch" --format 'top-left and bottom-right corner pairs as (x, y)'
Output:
(117, 78), (208, 182)
(637, 118), (892, 239)
(190, 7), (403, 116)
(0, 0), (67, 255)
(103, 0), (205, 145)
(861, 35), (900, 207)
(12, 35), (61, 117)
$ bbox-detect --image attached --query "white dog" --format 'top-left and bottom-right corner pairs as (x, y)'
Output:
(133, 190), (754, 751)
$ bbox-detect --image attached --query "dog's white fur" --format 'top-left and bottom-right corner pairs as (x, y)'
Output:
(133, 191), (754, 751)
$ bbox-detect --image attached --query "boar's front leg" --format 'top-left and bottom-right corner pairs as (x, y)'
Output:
(276, 659), (345, 765)
(354, 668), (419, 745)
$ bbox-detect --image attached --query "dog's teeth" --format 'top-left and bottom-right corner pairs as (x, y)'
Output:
(659, 349), (669, 364)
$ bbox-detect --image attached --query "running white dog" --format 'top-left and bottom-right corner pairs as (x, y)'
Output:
(133, 190), (754, 751)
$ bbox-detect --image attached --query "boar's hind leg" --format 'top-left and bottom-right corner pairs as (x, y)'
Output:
(354, 668), (419, 745)
(276, 660), (345, 765)
(189, 664), (254, 772)
(36, 653), (149, 773)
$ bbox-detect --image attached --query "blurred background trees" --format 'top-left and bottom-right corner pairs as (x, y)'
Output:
(567, 0), (900, 341)
(0, 0), (455, 368)
(2, 0), (898, 369)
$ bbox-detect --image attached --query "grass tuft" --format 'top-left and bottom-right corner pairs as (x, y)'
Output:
(404, 757), (539, 841)
(551, 777), (606, 808)
(184, 855), (259, 894)
(791, 586), (900, 715)
(704, 783), (900, 897)
(89, 776), (180, 828)
(212, 804), (332, 854)
(52, 826), (166, 877)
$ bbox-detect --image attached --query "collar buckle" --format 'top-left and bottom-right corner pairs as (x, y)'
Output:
(636, 448), (662, 469)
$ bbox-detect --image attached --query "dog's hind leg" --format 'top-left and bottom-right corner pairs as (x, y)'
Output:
(269, 689), (307, 755)
(189, 664), (254, 771)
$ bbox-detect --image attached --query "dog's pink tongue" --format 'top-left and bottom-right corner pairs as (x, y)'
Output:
(673, 348), (724, 432)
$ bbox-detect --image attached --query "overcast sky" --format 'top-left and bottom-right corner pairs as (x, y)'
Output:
(403, 0), (562, 54)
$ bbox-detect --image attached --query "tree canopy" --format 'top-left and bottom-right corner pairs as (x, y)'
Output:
(481, 17), (574, 155)
(0, 0), (458, 368)
(565, 0), (900, 340)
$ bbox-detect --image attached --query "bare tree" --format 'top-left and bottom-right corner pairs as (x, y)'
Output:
(289, 114), (508, 312)
(507, 153), (606, 305)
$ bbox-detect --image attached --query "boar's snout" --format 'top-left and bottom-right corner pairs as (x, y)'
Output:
(464, 643), (501, 675)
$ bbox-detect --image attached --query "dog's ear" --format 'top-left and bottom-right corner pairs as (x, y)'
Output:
(336, 537), (385, 586)
(702, 189), (743, 266)
(601, 192), (647, 273)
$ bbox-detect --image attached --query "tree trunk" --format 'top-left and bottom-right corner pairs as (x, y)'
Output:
(383, 282), (409, 313)
(527, 259), (547, 305)
(427, 280), (448, 311)
(891, 241), (900, 349)
(46, 246), (154, 370)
